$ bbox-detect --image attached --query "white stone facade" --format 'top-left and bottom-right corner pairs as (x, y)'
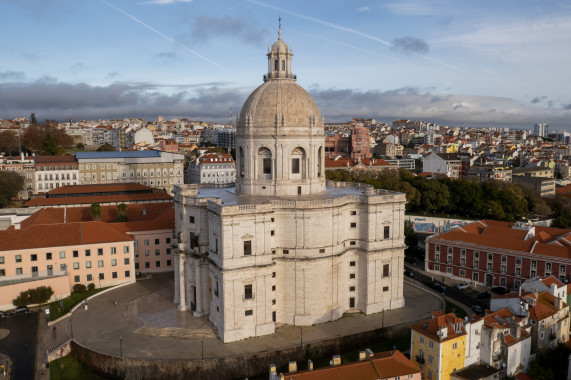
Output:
(172, 27), (406, 343)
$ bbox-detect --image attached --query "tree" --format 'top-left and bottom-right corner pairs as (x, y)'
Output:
(117, 203), (128, 222)
(22, 120), (73, 154)
(30, 113), (37, 124)
(90, 202), (101, 221)
(13, 286), (54, 306)
(0, 171), (24, 208)
(76, 142), (85, 150)
(42, 132), (62, 155)
(97, 143), (116, 151)
(0, 130), (20, 155)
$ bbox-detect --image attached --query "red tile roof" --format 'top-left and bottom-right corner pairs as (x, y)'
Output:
(541, 276), (564, 288)
(24, 192), (172, 207)
(34, 155), (77, 164)
(411, 312), (466, 342)
(431, 220), (571, 260)
(282, 350), (419, 380)
(47, 183), (152, 195)
(0, 222), (133, 251)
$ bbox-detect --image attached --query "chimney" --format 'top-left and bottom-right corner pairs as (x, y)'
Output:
(288, 361), (297, 373)
(556, 297), (564, 310)
(331, 355), (341, 366)
(365, 348), (374, 360)
(269, 364), (276, 375)
(358, 351), (367, 361)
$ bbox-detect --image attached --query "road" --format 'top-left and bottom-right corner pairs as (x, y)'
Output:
(0, 312), (38, 380)
(405, 261), (490, 315)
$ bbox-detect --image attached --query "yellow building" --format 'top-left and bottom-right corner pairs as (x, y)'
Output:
(411, 312), (466, 380)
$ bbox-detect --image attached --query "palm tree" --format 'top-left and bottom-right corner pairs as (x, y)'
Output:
(90, 202), (101, 221)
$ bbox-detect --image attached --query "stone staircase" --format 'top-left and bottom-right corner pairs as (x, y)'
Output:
(38, 319), (72, 365)
(123, 301), (144, 330)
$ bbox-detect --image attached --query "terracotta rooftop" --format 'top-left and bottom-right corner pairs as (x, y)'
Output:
(282, 350), (419, 380)
(541, 276), (565, 288)
(25, 192), (172, 207)
(34, 155), (77, 164)
(19, 202), (174, 233)
(411, 312), (466, 342)
(0, 222), (133, 251)
(47, 183), (152, 195)
(430, 220), (571, 260)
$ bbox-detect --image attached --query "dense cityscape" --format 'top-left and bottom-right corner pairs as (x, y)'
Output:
(2, 1), (571, 380)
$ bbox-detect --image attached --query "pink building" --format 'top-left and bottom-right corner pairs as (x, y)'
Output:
(0, 222), (135, 310)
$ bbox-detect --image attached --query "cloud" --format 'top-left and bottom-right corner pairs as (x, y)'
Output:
(357, 6), (370, 12)
(154, 52), (178, 62)
(391, 37), (429, 54)
(531, 96), (547, 104)
(0, 71), (26, 81)
(187, 16), (267, 46)
(68, 63), (86, 74)
(1, 79), (570, 130)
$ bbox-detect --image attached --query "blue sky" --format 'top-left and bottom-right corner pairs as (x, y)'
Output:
(1, 0), (571, 130)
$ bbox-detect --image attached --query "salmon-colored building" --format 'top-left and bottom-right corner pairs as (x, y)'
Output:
(0, 222), (135, 310)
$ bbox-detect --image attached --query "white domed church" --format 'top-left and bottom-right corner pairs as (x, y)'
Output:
(173, 28), (407, 342)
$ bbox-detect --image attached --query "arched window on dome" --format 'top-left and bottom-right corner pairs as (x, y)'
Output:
(239, 146), (245, 177)
(318, 146), (323, 177)
(257, 147), (272, 179)
(290, 147), (306, 179)
(274, 60), (279, 71)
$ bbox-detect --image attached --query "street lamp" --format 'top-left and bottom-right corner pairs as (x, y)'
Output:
(201, 338), (204, 360)
(120, 336), (123, 357)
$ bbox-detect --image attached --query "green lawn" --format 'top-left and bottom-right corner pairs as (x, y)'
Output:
(445, 300), (468, 319)
(49, 288), (109, 320)
(50, 355), (109, 380)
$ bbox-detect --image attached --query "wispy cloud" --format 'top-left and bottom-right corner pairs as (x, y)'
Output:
(0, 71), (26, 81)
(187, 16), (267, 46)
(246, 0), (462, 71)
(357, 6), (370, 12)
(100, 0), (223, 69)
(391, 36), (429, 54)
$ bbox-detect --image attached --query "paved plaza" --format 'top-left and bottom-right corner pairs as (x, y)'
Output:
(47, 273), (443, 361)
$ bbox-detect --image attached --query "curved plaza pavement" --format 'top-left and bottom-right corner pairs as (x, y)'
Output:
(56, 273), (442, 361)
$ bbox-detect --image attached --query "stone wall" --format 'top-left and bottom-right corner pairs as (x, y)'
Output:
(72, 318), (423, 380)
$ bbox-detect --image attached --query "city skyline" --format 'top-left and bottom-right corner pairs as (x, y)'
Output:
(1, 0), (571, 129)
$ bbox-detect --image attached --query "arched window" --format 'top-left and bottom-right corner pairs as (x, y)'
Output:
(318, 146), (323, 177)
(257, 147), (272, 179)
(290, 147), (306, 179)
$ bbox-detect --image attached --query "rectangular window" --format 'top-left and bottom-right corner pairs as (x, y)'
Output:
(350, 261), (356, 267)
(87, 274), (93, 282)
(73, 250), (79, 258)
(501, 255), (507, 263)
(349, 273), (356, 279)
(447, 267), (453, 273)
(245, 310), (253, 316)
(124, 258), (130, 265)
(60, 251), (66, 259)
(98, 260), (104, 268)
(111, 247), (116, 255)
(546, 262), (552, 270)
(383, 286), (389, 292)
(155, 239), (160, 245)
(123, 246), (129, 253)
(271, 230), (275, 236)
(350, 286), (355, 291)
(244, 284), (253, 300)
(531, 270), (536, 277)
(112, 272), (118, 279)
(562, 265), (566, 273)
(74, 275), (80, 283)
(263, 158), (271, 174)
(435, 244), (440, 252)
(145, 262), (150, 269)
(531, 260), (536, 268)
(350, 241), (356, 246)
(473, 272), (479, 282)
(474, 251), (479, 258)
(156, 261), (160, 267)
(167, 260), (171, 266)
(73, 262), (79, 269)
(516, 257), (522, 266)
(144, 240), (149, 246)
(350, 222), (357, 228)
(283, 249), (289, 255)
(244, 240), (252, 256)
(125, 271), (130, 277)
(292, 158), (300, 174)
(488, 253), (493, 261)
(435, 253), (440, 262)
(16, 268), (22, 275)
(190, 216), (195, 223)
(98, 248), (103, 256)
(516, 268), (521, 276)
(155, 249), (160, 256)
(111, 259), (117, 266)
(46, 252), (52, 260)
(31, 254), (37, 261)
(145, 250), (149, 256)
(86, 249), (91, 257)
(86, 261), (92, 268)
(383, 264), (390, 277)
(384, 226), (390, 239)
(459, 269), (466, 276)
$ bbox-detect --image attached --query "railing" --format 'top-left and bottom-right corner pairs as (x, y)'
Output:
(415, 356), (425, 364)
(243, 293), (256, 301)
(263, 73), (297, 80)
(0, 269), (68, 286)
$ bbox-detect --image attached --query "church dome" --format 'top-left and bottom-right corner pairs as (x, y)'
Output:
(238, 80), (322, 135)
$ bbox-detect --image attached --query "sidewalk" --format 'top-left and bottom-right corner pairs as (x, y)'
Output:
(63, 273), (442, 361)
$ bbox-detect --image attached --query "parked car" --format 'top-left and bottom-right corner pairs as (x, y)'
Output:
(0, 311), (8, 318)
(491, 286), (510, 295)
(477, 292), (491, 300)
(433, 283), (446, 293)
(455, 283), (469, 290)
(471, 305), (484, 315)
(12, 306), (29, 315)
(404, 269), (415, 278)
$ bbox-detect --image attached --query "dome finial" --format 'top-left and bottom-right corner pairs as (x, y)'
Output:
(278, 15), (282, 40)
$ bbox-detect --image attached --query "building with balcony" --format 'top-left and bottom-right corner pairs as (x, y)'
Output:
(425, 220), (571, 290)
(422, 153), (461, 178)
(172, 28), (407, 343)
(466, 165), (512, 183)
(187, 153), (235, 187)
(34, 155), (79, 194)
(0, 222), (135, 310)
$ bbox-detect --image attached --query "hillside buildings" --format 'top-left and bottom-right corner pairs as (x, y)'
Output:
(173, 28), (407, 342)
